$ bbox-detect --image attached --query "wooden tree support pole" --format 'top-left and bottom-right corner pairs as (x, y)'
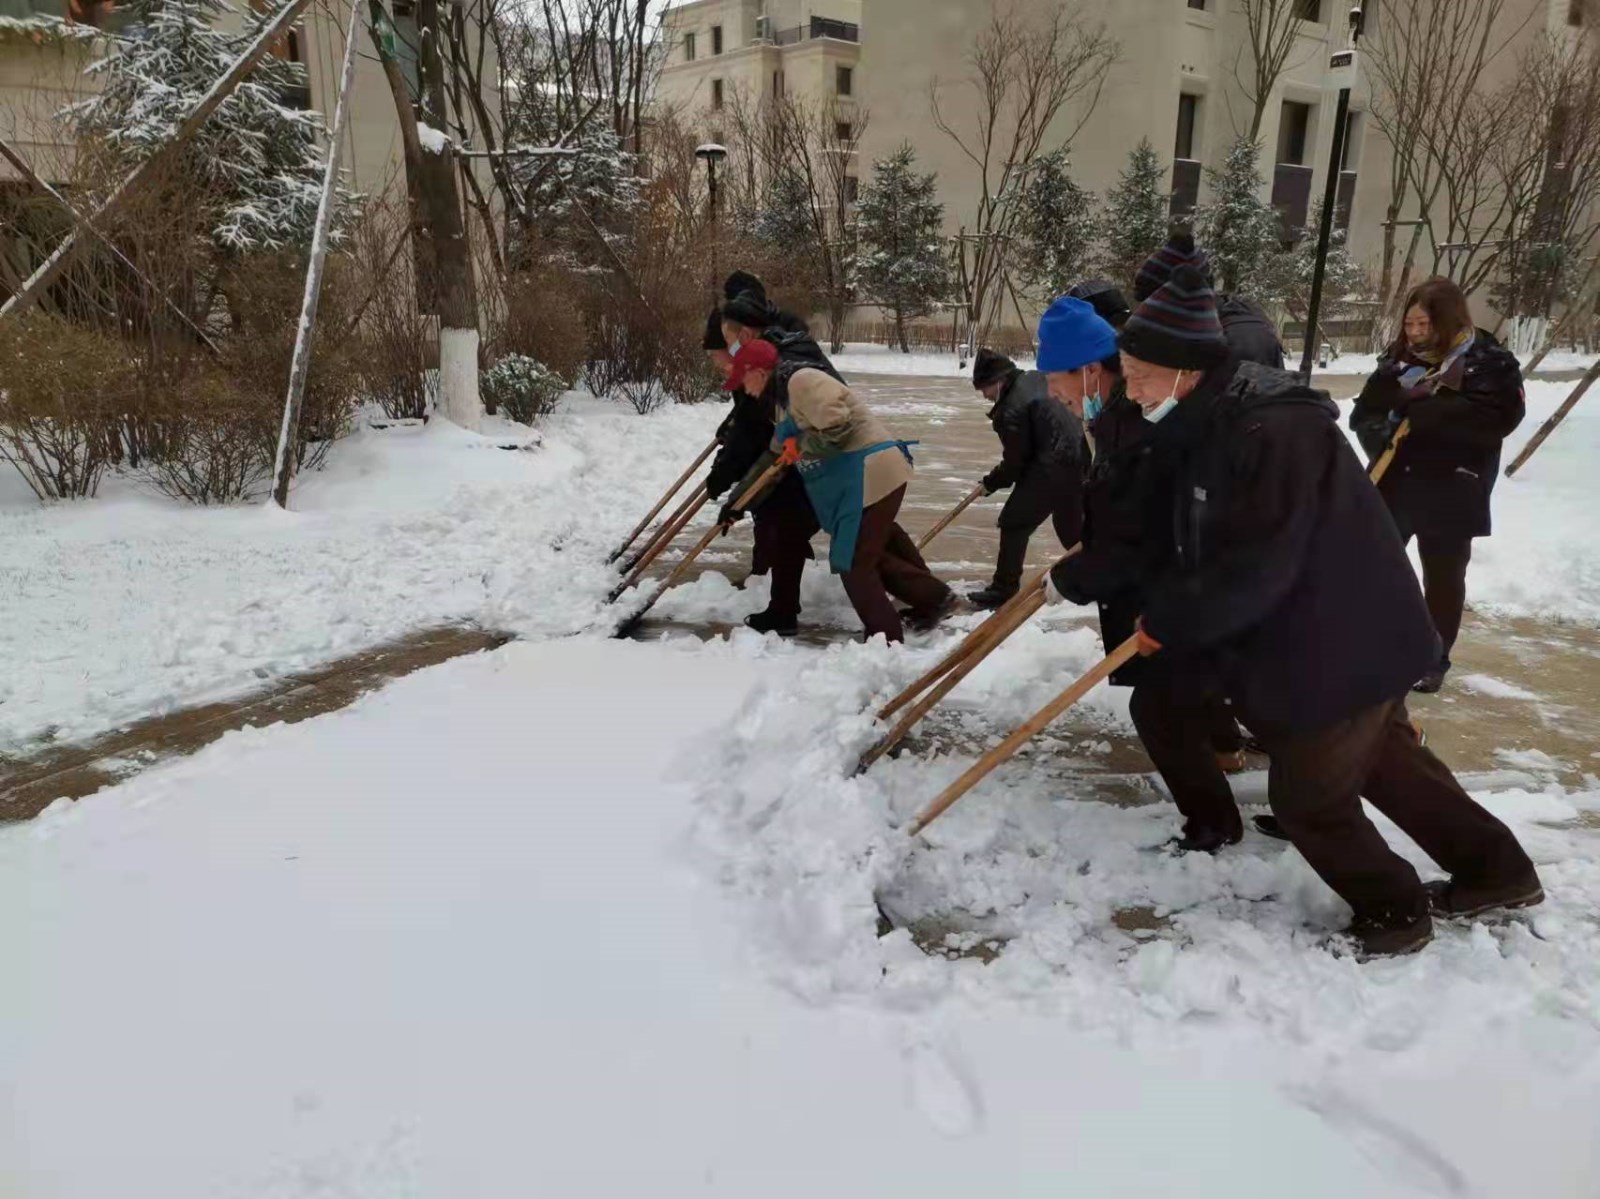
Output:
(620, 482), (708, 575)
(0, 0), (318, 325)
(1368, 418), (1410, 485)
(611, 463), (786, 637)
(916, 482), (985, 553)
(1505, 357), (1600, 478)
(271, 0), (363, 509)
(609, 437), (718, 563)
(856, 587), (1046, 776)
(607, 487), (710, 603)
(906, 636), (1142, 837)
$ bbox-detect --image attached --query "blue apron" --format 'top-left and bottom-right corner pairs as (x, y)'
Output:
(780, 416), (916, 572)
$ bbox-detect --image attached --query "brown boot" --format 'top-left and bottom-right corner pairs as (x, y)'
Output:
(1425, 874), (1544, 920)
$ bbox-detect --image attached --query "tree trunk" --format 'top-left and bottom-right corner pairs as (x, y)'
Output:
(896, 308), (908, 353)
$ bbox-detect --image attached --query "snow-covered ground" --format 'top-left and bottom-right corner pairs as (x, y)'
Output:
(5, 636), (1598, 1197)
(6, 378), (1600, 1195)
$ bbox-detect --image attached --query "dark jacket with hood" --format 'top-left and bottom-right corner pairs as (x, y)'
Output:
(1217, 293), (1285, 369)
(983, 367), (1084, 531)
(1350, 328), (1524, 542)
(1138, 362), (1440, 731)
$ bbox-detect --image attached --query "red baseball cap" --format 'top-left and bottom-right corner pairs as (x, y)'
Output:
(725, 338), (779, 391)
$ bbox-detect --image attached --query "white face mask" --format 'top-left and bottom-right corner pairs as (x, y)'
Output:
(728, 339), (742, 357)
(1142, 369), (1185, 423)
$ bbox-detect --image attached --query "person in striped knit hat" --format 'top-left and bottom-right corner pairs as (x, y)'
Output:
(1133, 231), (1284, 370)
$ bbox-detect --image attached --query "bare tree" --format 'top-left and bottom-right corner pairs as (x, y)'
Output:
(1233, 0), (1310, 141)
(928, 1), (1116, 339)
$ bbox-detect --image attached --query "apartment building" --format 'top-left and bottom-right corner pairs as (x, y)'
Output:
(656, 0), (862, 146)
(0, 0), (429, 192)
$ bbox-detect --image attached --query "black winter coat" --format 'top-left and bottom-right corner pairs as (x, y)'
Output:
(1051, 375), (1193, 687)
(707, 391), (777, 500)
(982, 368), (1084, 531)
(1140, 363), (1440, 732)
(1351, 331), (1524, 542)
(1217, 294), (1285, 369)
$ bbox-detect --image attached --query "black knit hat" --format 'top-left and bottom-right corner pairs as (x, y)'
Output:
(1118, 264), (1230, 371)
(1067, 279), (1131, 328)
(1133, 231), (1214, 302)
(702, 307), (727, 351)
(971, 347), (1015, 390)
(722, 289), (778, 330)
(722, 270), (766, 303)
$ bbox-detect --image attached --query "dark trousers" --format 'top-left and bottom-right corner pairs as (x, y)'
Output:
(753, 497), (819, 622)
(1392, 518), (1473, 666)
(1129, 677), (1244, 840)
(992, 496), (1083, 592)
(843, 485), (952, 642)
(1247, 698), (1537, 922)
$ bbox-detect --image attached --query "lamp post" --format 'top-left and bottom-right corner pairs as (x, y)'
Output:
(1299, 2), (1366, 378)
(695, 142), (728, 296)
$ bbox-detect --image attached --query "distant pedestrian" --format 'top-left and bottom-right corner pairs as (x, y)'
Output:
(725, 354), (954, 643)
(966, 347), (1084, 609)
(1352, 277), (1526, 694)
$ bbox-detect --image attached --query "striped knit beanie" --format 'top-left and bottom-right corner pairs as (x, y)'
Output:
(1118, 264), (1230, 371)
(1133, 232), (1213, 302)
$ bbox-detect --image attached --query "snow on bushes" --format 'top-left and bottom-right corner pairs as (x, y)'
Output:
(481, 354), (566, 424)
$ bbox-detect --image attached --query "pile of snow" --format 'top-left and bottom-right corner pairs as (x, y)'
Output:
(833, 342), (1037, 378)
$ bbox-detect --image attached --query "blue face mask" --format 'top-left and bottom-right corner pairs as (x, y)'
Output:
(1084, 396), (1103, 423)
(1142, 370), (1185, 423)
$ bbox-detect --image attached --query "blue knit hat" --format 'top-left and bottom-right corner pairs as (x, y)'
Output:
(1036, 296), (1118, 372)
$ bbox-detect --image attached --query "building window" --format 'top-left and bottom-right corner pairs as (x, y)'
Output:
(1174, 93), (1200, 161)
(711, 78), (723, 110)
(1293, 0), (1322, 20)
(844, 175), (859, 204)
(836, 121), (852, 142)
(1568, 0), (1583, 24)
(684, 31), (696, 61)
(836, 65), (853, 97)
(711, 24), (723, 53)
(1277, 100), (1313, 165)
(1340, 110), (1363, 172)
(1187, 0), (1207, 9)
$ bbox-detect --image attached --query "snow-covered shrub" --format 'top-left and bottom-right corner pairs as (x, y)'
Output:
(0, 315), (129, 500)
(481, 354), (566, 424)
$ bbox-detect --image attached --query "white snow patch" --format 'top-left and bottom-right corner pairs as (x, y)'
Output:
(416, 121), (450, 154)
(1459, 673), (1542, 701)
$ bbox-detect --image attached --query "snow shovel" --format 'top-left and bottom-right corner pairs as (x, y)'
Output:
(607, 436), (718, 564)
(606, 487), (711, 605)
(904, 636), (1142, 836)
(611, 462), (788, 639)
(855, 586), (1048, 776)
(619, 481), (708, 577)
(915, 482), (985, 552)
(876, 546), (1081, 723)
(1505, 356), (1600, 477)
(1368, 419), (1410, 485)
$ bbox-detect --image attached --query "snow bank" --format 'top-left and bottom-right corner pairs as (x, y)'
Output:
(833, 343), (1037, 378)
(0, 397), (723, 751)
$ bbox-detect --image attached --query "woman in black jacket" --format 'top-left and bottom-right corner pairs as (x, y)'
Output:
(1352, 277), (1525, 693)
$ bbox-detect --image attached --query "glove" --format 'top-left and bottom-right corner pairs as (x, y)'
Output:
(1135, 618), (1163, 657)
(1042, 572), (1067, 605)
(776, 436), (801, 467)
(718, 502), (745, 528)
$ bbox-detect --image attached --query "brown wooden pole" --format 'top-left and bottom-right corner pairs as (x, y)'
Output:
(1368, 418), (1410, 485)
(916, 482), (986, 553)
(877, 546), (1080, 722)
(1505, 357), (1600, 478)
(607, 488), (710, 602)
(619, 482), (708, 575)
(906, 636), (1142, 837)
(857, 587), (1047, 775)
(608, 437), (719, 563)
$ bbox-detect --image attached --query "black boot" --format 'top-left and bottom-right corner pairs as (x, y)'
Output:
(744, 609), (798, 637)
(1166, 825), (1243, 855)
(966, 584), (1017, 610)
(1341, 912), (1434, 960)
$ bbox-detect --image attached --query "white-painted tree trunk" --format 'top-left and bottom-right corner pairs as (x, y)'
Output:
(439, 325), (482, 431)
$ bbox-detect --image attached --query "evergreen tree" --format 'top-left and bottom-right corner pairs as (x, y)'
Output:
(1014, 149), (1097, 301)
(1280, 200), (1370, 330)
(515, 123), (640, 265)
(73, 0), (328, 253)
(853, 144), (950, 352)
(1099, 138), (1169, 293)
(1196, 135), (1284, 297)
(742, 166), (816, 255)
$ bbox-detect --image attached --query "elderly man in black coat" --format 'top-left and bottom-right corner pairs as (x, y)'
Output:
(1079, 266), (1542, 958)
(967, 348), (1085, 609)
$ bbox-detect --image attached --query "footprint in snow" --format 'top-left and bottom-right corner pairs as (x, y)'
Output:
(903, 1038), (984, 1138)
(1285, 1082), (1468, 1197)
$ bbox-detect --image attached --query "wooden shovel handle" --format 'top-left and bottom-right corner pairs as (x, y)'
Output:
(858, 587), (1047, 774)
(620, 481), (707, 576)
(611, 436), (718, 561)
(877, 545), (1081, 722)
(916, 482), (986, 552)
(1368, 418), (1410, 485)
(615, 487), (709, 596)
(907, 635), (1141, 836)
(1505, 356), (1600, 478)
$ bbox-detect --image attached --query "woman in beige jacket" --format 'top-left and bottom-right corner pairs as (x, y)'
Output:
(726, 358), (953, 642)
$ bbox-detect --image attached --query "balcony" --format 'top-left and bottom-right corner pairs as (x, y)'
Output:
(770, 16), (859, 46)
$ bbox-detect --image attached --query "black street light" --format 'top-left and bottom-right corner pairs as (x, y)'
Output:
(695, 142), (728, 225)
(1299, 2), (1366, 378)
